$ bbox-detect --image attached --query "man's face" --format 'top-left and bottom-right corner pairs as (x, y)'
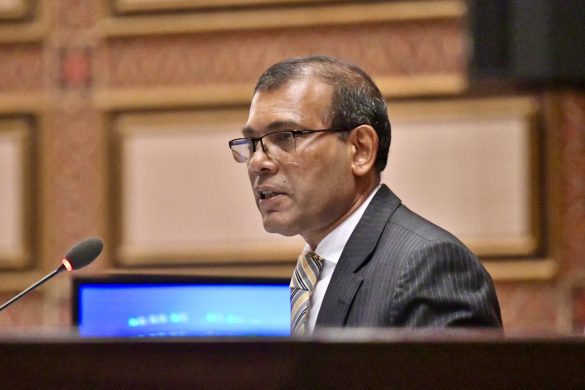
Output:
(243, 77), (358, 246)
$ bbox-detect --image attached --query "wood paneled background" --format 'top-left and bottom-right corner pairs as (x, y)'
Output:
(0, 0), (583, 332)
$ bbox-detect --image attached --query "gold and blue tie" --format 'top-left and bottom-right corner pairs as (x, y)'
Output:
(290, 251), (324, 336)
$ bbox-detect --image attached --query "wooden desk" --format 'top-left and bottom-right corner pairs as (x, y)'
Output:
(1, 330), (584, 389)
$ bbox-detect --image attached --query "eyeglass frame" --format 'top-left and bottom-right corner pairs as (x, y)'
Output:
(228, 127), (353, 163)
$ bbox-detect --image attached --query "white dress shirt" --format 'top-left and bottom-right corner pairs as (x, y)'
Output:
(305, 185), (381, 333)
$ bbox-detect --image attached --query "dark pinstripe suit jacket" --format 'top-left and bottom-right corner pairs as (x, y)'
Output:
(315, 184), (502, 328)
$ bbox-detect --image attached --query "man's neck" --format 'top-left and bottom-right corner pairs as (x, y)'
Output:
(303, 179), (380, 249)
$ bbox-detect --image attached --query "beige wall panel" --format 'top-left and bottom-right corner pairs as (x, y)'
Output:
(383, 98), (538, 257)
(0, 118), (29, 267)
(112, 97), (539, 266)
(113, 110), (304, 266)
(115, 98), (538, 265)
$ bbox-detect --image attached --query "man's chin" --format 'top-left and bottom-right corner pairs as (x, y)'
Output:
(262, 218), (298, 237)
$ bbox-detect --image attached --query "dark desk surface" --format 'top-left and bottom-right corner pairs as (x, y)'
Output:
(1, 329), (585, 389)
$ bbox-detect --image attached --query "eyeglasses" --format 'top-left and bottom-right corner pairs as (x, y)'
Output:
(228, 128), (350, 163)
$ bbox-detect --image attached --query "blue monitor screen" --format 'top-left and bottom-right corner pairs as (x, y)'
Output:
(73, 276), (291, 338)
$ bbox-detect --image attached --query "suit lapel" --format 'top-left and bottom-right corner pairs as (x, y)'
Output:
(315, 185), (401, 327)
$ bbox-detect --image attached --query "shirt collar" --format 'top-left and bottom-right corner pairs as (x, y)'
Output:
(303, 184), (382, 264)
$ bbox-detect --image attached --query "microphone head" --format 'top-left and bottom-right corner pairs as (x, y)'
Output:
(62, 237), (104, 271)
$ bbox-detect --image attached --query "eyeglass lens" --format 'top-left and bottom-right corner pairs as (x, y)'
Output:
(230, 131), (296, 163)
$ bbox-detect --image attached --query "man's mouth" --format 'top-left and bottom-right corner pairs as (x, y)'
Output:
(259, 190), (283, 200)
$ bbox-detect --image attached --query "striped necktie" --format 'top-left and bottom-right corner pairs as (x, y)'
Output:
(290, 251), (324, 336)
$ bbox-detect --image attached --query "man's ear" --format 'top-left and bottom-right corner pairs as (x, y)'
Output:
(349, 125), (378, 177)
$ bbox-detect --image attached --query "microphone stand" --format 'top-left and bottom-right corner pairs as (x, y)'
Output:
(0, 267), (64, 312)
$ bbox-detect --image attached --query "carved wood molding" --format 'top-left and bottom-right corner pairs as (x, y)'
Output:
(0, 1), (46, 43)
(93, 74), (467, 110)
(98, 0), (465, 36)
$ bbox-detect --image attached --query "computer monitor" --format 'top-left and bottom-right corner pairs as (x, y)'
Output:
(72, 275), (291, 337)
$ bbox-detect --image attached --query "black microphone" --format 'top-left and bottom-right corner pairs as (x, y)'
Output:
(0, 237), (103, 312)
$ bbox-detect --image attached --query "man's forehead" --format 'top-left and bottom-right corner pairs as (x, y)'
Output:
(243, 79), (333, 135)
(242, 120), (303, 137)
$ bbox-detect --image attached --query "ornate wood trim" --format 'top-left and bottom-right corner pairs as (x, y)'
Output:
(113, 0), (338, 14)
(98, 0), (465, 36)
(484, 259), (558, 282)
(93, 74), (467, 110)
(0, 1), (46, 43)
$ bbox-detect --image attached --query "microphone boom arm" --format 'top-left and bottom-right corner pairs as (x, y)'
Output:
(0, 268), (62, 312)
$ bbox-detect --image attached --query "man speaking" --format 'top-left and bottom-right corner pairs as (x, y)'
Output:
(229, 55), (502, 335)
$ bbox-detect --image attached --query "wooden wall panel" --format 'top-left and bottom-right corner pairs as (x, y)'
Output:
(0, 43), (44, 91)
(0, 0), (582, 333)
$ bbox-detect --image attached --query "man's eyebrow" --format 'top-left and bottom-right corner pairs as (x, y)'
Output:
(241, 120), (303, 137)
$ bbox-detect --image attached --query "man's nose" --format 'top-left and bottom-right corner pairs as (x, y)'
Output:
(248, 144), (277, 175)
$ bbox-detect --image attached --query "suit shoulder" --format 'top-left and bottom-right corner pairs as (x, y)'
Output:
(384, 204), (470, 251)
